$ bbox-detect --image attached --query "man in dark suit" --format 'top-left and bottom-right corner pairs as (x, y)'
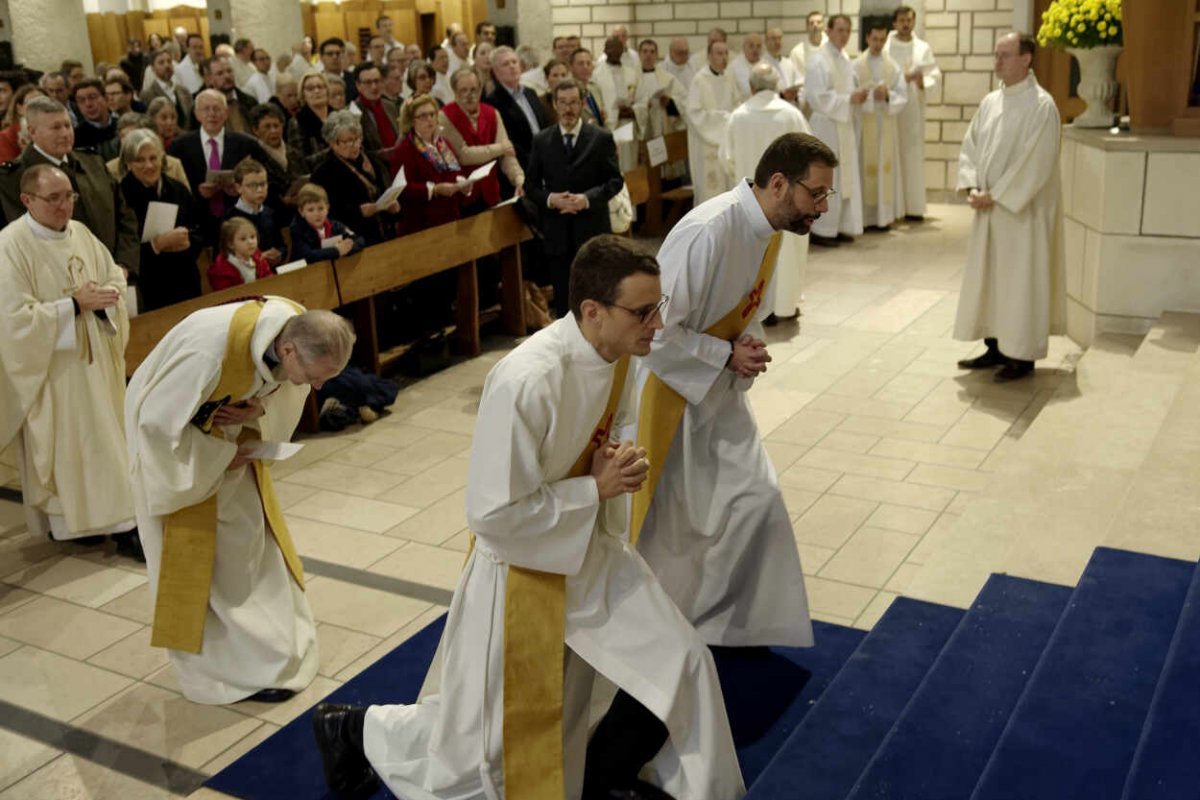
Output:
(525, 78), (624, 317)
(349, 63), (399, 161)
(169, 89), (270, 239)
(486, 45), (551, 178)
(0, 97), (140, 276)
(191, 56), (258, 134)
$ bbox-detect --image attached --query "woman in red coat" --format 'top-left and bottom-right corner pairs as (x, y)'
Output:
(390, 94), (471, 236)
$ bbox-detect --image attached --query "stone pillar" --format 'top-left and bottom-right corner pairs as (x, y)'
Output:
(0, 0), (13, 48)
(208, 0), (233, 42)
(496, 0), (550, 56)
(11, 0), (93, 72)
(229, 0), (303, 64)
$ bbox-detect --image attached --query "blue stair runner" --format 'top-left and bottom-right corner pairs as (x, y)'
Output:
(969, 548), (1195, 800)
(745, 598), (963, 800)
(1121, 561), (1200, 800)
(845, 574), (1072, 800)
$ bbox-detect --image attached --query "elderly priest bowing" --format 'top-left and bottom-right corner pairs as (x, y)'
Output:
(954, 32), (1065, 383)
(0, 164), (141, 559)
(126, 300), (355, 704)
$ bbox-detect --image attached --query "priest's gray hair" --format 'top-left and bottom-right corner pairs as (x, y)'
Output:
(278, 310), (356, 367)
(321, 110), (362, 146)
(748, 63), (779, 93)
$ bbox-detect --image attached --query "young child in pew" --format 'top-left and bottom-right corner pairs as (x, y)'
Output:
(225, 158), (287, 267)
(289, 183), (366, 264)
(209, 216), (276, 290)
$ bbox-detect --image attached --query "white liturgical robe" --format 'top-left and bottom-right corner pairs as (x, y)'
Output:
(789, 35), (828, 83)
(719, 91), (812, 317)
(0, 216), (133, 541)
(686, 65), (738, 204)
(633, 66), (688, 141)
(662, 58), (696, 91)
(362, 316), (744, 800)
(807, 41), (864, 237)
(125, 299), (318, 704)
(635, 180), (812, 648)
(885, 32), (941, 216)
(854, 52), (908, 227)
(954, 73), (1066, 362)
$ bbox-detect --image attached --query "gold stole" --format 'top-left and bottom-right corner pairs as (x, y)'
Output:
(150, 300), (306, 654)
(498, 354), (630, 799)
(855, 55), (899, 207)
(629, 232), (782, 546)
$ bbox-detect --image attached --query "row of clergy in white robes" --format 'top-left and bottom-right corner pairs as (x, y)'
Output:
(805, 35), (941, 236)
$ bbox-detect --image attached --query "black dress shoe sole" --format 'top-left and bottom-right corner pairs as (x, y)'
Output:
(957, 354), (1005, 370)
(810, 235), (839, 247)
(313, 704), (379, 796)
(244, 688), (296, 703)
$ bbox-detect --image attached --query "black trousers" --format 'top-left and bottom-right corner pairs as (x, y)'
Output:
(582, 689), (669, 799)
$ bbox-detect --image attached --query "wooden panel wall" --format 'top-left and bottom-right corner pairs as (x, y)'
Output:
(88, 8), (209, 74)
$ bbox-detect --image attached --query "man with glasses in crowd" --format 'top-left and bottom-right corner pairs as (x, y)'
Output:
(318, 38), (357, 104)
(0, 164), (142, 561)
(348, 63), (399, 161)
(630, 133), (835, 654)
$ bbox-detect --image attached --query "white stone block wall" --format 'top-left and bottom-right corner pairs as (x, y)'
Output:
(545, 0), (1016, 201)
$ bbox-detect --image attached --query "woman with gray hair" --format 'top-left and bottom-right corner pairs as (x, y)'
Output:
(118, 128), (203, 310)
(310, 110), (399, 244)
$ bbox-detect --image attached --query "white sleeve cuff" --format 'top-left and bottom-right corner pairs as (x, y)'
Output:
(53, 298), (76, 352)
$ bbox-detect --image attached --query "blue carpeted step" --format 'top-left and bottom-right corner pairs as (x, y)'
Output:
(970, 548), (1195, 800)
(1121, 561), (1200, 800)
(846, 574), (1073, 800)
(746, 597), (964, 800)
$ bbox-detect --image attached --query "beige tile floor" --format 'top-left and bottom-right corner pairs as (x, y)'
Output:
(0, 203), (1087, 798)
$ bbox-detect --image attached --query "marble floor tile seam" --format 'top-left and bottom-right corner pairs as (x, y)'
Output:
(0, 577), (150, 627)
(0, 644), (140, 727)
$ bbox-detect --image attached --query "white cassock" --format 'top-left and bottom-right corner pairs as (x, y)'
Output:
(636, 180), (813, 648)
(728, 54), (761, 101)
(0, 215), (134, 541)
(432, 72), (455, 105)
(125, 299), (318, 704)
(662, 58), (696, 91)
(362, 315), (744, 800)
(518, 66), (548, 94)
(807, 41), (864, 238)
(686, 66), (737, 204)
(596, 61), (640, 170)
(245, 71), (274, 104)
(174, 55), (203, 95)
(789, 35), (828, 89)
(954, 73), (1067, 362)
(854, 51), (908, 227)
(719, 91), (812, 317)
(633, 66), (688, 140)
(447, 51), (472, 75)
(232, 57), (256, 91)
(765, 53), (803, 102)
(885, 32), (941, 217)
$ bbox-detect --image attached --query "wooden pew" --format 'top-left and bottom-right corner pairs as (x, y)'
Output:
(621, 165), (652, 238)
(125, 260), (340, 377)
(642, 130), (694, 234)
(333, 205), (533, 373)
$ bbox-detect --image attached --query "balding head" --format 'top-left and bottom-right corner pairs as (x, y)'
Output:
(19, 164), (75, 230)
(669, 38), (689, 66)
(748, 62), (779, 93)
(742, 33), (763, 63)
(766, 27), (785, 57)
(275, 310), (356, 389)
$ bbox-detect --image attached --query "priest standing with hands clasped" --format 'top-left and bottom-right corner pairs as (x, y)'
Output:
(885, 5), (941, 220)
(0, 164), (142, 560)
(954, 32), (1065, 383)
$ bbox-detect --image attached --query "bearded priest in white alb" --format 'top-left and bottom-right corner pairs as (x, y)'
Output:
(631, 134), (834, 649)
(311, 236), (744, 800)
(686, 40), (738, 203)
(855, 24), (908, 229)
(0, 165), (138, 555)
(954, 33), (1066, 384)
(720, 65), (812, 321)
(806, 14), (866, 243)
(886, 7), (941, 218)
(126, 300), (354, 704)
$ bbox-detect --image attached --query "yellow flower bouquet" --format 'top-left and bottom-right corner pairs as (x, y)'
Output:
(1036, 0), (1123, 49)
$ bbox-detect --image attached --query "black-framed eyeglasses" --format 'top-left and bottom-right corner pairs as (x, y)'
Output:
(608, 294), (669, 324)
(796, 180), (836, 204)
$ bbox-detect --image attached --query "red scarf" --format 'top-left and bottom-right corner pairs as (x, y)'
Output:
(359, 97), (398, 149)
(442, 101), (501, 206)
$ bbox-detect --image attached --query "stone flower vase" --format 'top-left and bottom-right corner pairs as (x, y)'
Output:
(1067, 44), (1123, 128)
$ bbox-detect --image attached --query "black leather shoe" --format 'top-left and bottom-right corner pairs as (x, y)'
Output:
(71, 535), (107, 546)
(763, 313), (779, 326)
(836, 233), (856, 243)
(244, 688), (296, 703)
(608, 780), (677, 799)
(313, 703), (378, 796)
(112, 530), (145, 563)
(994, 362), (1034, 383)
(957, 350), (1005, 369)
(905, 214), (925, 222)
(809, 233), (839, 247)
